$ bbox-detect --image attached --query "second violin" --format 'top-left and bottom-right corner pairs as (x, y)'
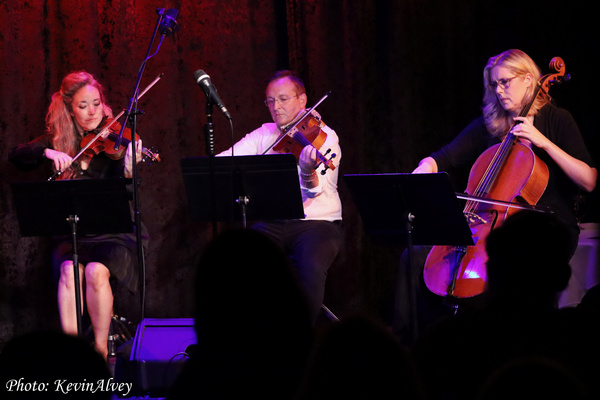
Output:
(273, 109), (337, 174)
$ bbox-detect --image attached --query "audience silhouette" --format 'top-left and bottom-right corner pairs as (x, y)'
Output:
(294, 313), (425, 400)
(4, 214), (597, 399)
(412, 211), (600, 400)
(577, 282), (600, 314)
(168, 228), (314, 399)
(0, 330), (112, 399)
(475, 356), (589, 400)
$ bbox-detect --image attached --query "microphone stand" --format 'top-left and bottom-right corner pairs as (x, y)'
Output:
(204, 102), (218, 237)
(113, 9), (168, 320)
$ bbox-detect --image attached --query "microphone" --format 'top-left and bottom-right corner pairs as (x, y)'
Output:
(158, 8), (179, 37)
(194, 69), (232, 120)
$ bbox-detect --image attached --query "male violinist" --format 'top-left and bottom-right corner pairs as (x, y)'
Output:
(218, 70), (342, 324)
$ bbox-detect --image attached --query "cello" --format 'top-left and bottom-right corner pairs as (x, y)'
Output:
(423, 56), (568, 299)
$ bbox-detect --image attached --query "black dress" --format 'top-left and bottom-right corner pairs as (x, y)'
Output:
(9, 132), (147, 294)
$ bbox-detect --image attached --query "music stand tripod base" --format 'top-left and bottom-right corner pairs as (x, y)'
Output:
(344, 172), (473, 342)
(11, 178), (133, 335)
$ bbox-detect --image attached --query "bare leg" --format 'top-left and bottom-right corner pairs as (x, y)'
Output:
(85, 262), (114, 360)
(57, 260), (84, 335)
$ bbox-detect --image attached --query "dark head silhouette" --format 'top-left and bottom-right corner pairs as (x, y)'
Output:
(169, 228), (313, 399)
(193, 228), (312, 334)
(485, 211), (571, 305)
(0, 330), (111, 399)
(296, 313), (425, 400)
(476, 357), (589, 400)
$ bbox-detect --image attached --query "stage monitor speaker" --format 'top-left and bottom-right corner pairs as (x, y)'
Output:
(129, 318), (197, 396)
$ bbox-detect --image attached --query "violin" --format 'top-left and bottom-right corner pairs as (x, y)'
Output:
(49, 117), (161, 181)
(272, 109), (337, 174)
(80, 118), (161, 163)
(423, 57), (568, 299)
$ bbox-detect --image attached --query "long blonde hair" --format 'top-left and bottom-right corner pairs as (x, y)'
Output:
(45, 71), (113, 156)
(482, 49), (550, 137)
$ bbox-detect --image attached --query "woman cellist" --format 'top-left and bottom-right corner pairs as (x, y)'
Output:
(414, 49), (596, 249)
(394, 49), (597, 341)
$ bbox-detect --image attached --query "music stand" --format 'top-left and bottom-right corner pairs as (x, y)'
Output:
(344, 172), (473, 342)
(180, 154), (305, 227)
(11, 178), (133, 335)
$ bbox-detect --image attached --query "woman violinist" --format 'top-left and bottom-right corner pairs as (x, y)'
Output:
(394, 49), (597, 344)
(9, 71), (146, 360)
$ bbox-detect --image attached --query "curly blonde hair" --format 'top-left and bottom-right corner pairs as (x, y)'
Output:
(482, 49), (550, 138)
(45, 71), (113, 156)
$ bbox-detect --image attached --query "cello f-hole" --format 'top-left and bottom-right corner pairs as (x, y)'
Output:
(489, 210), (499, 230)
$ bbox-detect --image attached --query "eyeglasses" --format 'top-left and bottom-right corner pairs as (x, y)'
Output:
(264, 94), (299, 108)
(488, 76), (518, 91)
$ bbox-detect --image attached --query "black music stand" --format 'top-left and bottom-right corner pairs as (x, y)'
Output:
(344, 172), (473, 342)
(180, 154), (305, 227)
(11, 179), (133, 335)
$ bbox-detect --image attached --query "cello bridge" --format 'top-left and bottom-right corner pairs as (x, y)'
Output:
(464, 212), (487, 225)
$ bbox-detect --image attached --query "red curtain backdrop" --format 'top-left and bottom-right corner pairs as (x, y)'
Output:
(1, 0), (598, 346)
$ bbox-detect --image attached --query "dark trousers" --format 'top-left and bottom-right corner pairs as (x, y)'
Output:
(252, 219), (343, 323)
